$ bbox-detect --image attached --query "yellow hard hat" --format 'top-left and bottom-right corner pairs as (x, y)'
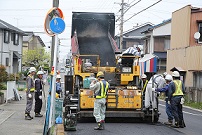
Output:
(97, 71), (104, 78)
(55, 93), (59, 98)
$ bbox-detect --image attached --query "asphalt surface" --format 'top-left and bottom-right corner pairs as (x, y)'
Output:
(60, 72), (202, 135)
(64, 98), (202, 135)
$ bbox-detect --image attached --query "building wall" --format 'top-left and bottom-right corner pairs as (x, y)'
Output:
(0, 30), (22, 73)
(167, 46), (202, 87)
(190, 11), (202, 46)
(170, 5), (191, 49)
(153, 22), (171, 36)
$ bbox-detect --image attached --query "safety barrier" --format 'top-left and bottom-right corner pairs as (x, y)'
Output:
(6, 81), (16, 103)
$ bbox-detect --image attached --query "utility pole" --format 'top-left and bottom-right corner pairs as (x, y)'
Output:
(120, 0), (124, 51)
(48, 0), (59, 129)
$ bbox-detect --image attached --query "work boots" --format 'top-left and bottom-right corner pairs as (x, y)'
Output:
(179, 120), (186, 128)
(94, 121), (104, 130)
(171, 121), (179, 128)
(25, 113), (33, 120)
(35, 113), (43, 117)
(164, 120), (173, 125)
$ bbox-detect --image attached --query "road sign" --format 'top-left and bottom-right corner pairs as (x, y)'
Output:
(49, 17), (65, 34)
(44, 7), (64, 36)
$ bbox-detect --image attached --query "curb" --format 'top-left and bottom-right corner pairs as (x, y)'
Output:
(56, 124), (65, 135)
(159, 99), (202, 113)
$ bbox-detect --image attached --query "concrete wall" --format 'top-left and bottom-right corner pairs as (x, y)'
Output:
(170, 5), (191, 49)
(167, 46), (202, 87)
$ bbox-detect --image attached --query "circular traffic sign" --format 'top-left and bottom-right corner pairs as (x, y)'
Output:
(44, 7), (65, 36)
(49, 17), (65, 34)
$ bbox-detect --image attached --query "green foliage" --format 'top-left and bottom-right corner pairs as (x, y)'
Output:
(7, 73), (20, 81)
(0, 91), (3, 96)
(184, 102), (202, 110)
(17, 88), (24, 91)
(23, 48), (51, 68)
(0, 65), (8, 82)
(0, 83), (7, 90)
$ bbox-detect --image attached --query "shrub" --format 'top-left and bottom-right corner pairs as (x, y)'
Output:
(17, 88), (24, 91)
(0, 65), (8, 82)
(0, 91), (3, 96)
(0, 83), (7, 90)
(7, 73), (20, 81)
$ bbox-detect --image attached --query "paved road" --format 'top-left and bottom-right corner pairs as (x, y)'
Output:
(64, 100), (202, 135)
(60, 72), (202, 135)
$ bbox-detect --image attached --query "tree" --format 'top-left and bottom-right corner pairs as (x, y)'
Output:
(23, 48), (51, 68)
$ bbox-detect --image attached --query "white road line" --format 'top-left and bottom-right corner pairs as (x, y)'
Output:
(159, 104), (202, 117)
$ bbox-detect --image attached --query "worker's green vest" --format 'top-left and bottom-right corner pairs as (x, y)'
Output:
(142, 80), (148, 92)
(96, 80), (109, 99)
(172, 80), (184, 96)
(25, 75), (35, 92)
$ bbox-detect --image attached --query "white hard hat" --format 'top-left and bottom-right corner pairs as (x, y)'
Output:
(136, 45), (143, 51)
(163, 72), (168, 77)
(165, 74), (173, 81)
(37, 71), (44, 75)
(29, 67), (36, 72)
(172, 71), (180, 77)
(141, 74), (147, 79)
(56, 75), (61, 79)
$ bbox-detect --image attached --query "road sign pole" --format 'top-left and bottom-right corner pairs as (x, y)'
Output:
(49, 34), (59, 128)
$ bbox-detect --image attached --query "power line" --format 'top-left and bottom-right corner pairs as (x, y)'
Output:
(116, 0), (141, 22)
(123, 0), (162, 24)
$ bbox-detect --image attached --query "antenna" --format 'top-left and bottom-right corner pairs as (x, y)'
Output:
(194, 32), (200, 40)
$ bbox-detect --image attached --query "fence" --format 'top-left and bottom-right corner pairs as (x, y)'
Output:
(186, 87), (202, 103)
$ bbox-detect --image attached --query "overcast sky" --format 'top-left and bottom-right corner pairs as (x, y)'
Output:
(0, 0), (201, 60)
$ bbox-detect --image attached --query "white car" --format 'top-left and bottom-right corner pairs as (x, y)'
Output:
(60, 67), (65, 73)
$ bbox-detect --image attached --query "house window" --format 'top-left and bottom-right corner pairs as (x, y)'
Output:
(164, 39), (170, 51)
(14, 33), (19, 45)
(199, 23), (202, 43)
(193, 72), (202, 88)
(4, 30), (10, 43)
(5, 58), (9, 66)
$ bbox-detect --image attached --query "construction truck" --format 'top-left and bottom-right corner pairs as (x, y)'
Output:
(63, 12), (159, 130)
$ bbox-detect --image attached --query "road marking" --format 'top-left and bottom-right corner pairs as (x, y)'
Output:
(0, 111), (15, 125)
(159, 104), (202, 117)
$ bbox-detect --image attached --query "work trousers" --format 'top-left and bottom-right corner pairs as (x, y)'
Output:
(171, 96), (184, 122)
(34, 91), (42, 113)
(25, 92), (34, 114)
(93, 98), (106, 123)
(165, 98), (173, 120)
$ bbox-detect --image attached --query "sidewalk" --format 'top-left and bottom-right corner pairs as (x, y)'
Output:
(0, 85), (50, 135)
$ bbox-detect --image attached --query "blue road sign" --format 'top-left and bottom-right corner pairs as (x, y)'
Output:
(49, 17), (65, 34)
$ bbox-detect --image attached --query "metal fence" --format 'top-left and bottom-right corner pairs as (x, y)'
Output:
(186, 87), (202, 103)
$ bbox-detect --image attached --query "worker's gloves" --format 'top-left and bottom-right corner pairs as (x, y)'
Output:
(180, 97), (185, 105)
(39, 95), (42, 100)
(28, 93), (32, 98)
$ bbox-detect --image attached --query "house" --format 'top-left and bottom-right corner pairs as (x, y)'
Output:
(167, 5), (202, 88)
(22, 32), (46, 68)
(115, 23), (153, 50)
(0, 19), (25, 74)
(142, 19), (171, 75)
(23, 32), (45, 51)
